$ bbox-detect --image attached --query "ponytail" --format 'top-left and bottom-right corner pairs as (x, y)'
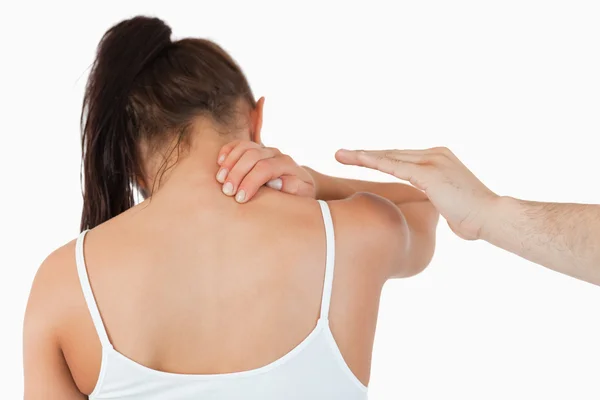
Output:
(80, 17), (172, 231)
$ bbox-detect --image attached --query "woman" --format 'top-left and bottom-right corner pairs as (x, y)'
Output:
(23, 16), (438, 399)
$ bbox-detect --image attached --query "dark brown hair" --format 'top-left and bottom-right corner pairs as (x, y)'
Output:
(80, 16), (255, 231)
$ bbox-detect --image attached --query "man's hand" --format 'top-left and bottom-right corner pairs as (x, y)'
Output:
(336, 147), (498, 240)
(216, 140), (315, 203)
(337, 146), (600, 285)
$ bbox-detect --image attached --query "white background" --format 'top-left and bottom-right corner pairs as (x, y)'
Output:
(1, 1), (599, 399)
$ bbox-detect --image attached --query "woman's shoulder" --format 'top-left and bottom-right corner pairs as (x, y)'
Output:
(330, 192), (406, 226)
(326, 193), (409, 280)
(31, 238), (79, 299)
(328, 192), (408, 243)
(25, 238), (85, 340)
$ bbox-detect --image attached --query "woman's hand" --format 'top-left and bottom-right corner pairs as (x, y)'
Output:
(216, 140), (316, 203)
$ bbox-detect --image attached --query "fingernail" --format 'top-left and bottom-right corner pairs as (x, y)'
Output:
(218, 154), (226, 165)
(222, 182), (234, 196)
(216, 168), (228, 183)
(266, 178), (283, 191)
(235, 190), (246, 203)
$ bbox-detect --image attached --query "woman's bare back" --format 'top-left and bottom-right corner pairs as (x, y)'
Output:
(46, 186), (392, 394)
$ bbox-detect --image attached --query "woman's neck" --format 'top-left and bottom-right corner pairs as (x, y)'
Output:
(143, 127), (247, 206)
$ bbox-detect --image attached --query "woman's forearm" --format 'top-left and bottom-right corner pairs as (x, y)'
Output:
(304, 167), (428, 204)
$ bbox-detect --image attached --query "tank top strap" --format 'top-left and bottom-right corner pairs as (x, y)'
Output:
(75, 230), (112, 348)
(317, 200), (336, 320)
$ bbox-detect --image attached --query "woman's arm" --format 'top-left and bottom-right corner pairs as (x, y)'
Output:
(24, 254), (86, 400)
(214, 140), (429, 206)
(306, 167), (439, 277)
(215, 141), (439, 278)
(304, 166), (428, 204)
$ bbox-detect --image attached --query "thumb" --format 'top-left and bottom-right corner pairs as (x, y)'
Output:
(279, 176), (315, 198)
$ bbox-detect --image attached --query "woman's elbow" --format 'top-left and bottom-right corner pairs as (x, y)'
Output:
(391, 203), (439, 278)
(407, 227), (437, 277)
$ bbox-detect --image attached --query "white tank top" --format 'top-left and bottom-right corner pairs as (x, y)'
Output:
(75, 200), (368, 399)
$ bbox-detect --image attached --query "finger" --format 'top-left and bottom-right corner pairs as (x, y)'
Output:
(223, 147), (279, 197)
(217, 139), (244, 165)
(279, 175), (314, 197)
(337, 149), (432, 165)
(335, 149), (363, 165)
(347, 147), (450, 156)
(266, 178), (283, 191)
(337, 149), (415, 168)
(238, 175), (313, 204)
(336, 150), (428, 189)
(216, 141), (262, 183)
(235, 155), (299, 202)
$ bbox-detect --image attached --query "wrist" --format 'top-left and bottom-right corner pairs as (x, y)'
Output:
(479, 195), (516, 242)
(301, 166), (323, 199)
(301, 167), (354, 201)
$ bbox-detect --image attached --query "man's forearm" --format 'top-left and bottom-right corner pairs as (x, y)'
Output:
(483, 197), (600, 285)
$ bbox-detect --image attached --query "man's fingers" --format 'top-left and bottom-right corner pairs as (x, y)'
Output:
(335, 149), (367, 166)
(336, 149), (428, 189)
(337, 149), (435, 165)
(336, 149), (404, 170)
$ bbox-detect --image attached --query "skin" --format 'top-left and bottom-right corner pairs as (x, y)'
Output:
(334, 147), (600, 286)
(23, 100), (438, 398)
(218, 143), (439, 278)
